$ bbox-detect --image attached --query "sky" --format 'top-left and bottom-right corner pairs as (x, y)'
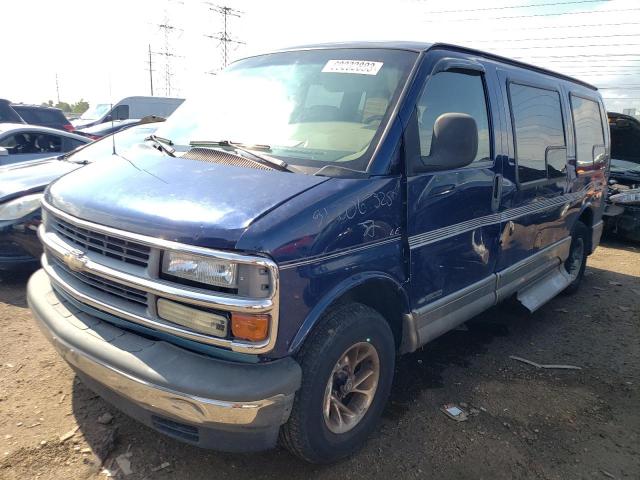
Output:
(1, 0), (639, 113)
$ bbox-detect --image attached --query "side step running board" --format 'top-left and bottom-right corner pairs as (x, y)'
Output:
(517, 265), (572, 312)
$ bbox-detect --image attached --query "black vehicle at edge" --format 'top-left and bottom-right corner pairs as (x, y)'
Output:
(603, 112), (640, 241)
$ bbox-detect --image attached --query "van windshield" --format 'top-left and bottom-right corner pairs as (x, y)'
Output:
(155, 48), (417, 172)
(81, 103), (111, 120)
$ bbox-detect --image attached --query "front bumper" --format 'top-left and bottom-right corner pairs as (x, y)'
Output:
(27, 269), (301, 451)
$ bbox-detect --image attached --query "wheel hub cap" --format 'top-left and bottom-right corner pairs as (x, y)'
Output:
(566, 237), (585, 281)
(323, 342), (380, 434)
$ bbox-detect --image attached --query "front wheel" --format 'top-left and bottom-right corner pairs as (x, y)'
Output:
(563, 221), (589, 294)
(280, 303), (395, 463)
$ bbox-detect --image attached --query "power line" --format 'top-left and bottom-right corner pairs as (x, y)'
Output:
(424, 0), (609, 14)
(466, 33), (640, 43)
(540, 59), (640, 63)
(557, 65), (640, 69)
(498, 43), (640, 50)
(490, 21), (640, 32)
(425, 7), (640, 22)
(514, 53), (640, 59)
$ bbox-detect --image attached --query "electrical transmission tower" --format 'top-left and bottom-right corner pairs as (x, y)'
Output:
(204, 3), (245, 71)
(152, 1), (184, 96)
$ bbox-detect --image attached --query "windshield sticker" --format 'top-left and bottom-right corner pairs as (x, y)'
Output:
(322, 60), (384, 75)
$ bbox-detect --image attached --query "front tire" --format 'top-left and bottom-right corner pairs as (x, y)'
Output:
(280, 303), (395, 463)
(563, 221), (588, 294)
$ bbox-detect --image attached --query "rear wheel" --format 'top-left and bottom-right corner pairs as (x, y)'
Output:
(563, 221), (588, 294)
(280, 303), (395, 463)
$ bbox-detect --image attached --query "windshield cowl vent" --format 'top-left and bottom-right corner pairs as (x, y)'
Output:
(180, 147), (276, 171)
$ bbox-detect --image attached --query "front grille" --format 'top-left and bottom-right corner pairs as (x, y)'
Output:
(52, 256), (148, 307)
(49, 215), (150, 268)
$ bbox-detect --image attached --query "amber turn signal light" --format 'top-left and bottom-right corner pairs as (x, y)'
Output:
(231, 313), (270, 342)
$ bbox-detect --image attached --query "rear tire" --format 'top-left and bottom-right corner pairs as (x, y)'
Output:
(563, 221), (589, 295)
(280, 302), (395, 464)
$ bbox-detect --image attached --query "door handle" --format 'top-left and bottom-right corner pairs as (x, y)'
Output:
(429, 184), (457, 196)
(491, 174), (502, 212)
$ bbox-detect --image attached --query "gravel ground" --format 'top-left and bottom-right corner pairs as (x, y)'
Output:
(0, 238), (638, 480)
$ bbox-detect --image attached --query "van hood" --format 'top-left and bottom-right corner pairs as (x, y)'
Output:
(0, 159), (80, 203)
(46, 148), (329, 249)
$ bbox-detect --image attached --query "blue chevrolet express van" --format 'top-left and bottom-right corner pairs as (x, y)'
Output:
(27, 42), (609, 463)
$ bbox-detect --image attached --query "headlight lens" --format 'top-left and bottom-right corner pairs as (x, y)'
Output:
(610, 189), (640, 205)
(162, 251), (238, 288)
(157, 298), (228, 337)
(0, 193), (43, 221)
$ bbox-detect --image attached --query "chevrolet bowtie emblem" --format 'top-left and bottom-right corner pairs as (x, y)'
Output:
(63, 249), (88, 272)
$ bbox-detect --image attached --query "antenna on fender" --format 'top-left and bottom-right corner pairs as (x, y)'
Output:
(109, 76), (116, 156)
(111, 101), (116, 155)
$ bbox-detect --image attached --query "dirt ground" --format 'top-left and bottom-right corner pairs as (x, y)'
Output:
(0, 238), (638, 480)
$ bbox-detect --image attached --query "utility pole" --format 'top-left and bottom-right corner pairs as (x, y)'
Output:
(204, 4), (244, 71)
(147, 44), (155, 96)
(55, 73), (60, 104)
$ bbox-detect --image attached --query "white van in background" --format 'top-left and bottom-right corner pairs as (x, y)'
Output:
(72, 96), (184, 128)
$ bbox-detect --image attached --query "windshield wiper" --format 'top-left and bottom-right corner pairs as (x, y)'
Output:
(190, 140), (293, 172)
(56, 143), (92, 164)
(145, 134), (176, 157)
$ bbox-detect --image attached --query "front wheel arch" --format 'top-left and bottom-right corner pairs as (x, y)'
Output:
(288, 273), (410, 355)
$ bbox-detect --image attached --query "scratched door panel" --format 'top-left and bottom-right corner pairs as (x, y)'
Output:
(407, 168), (500, 310)
(405, 62), (502, 312)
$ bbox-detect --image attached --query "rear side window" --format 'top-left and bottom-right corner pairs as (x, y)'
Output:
(0, 103), (23, 123)
(0, 132), (62, 154)
(509, 83), (566, 183)
(570, 96), (605, 166)
(14, 107), (64, 126)
(65, 138), (87, 150)
(417, 71), (491, 163)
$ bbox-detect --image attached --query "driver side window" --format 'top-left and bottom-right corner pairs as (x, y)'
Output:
(417, 71), (491, 163)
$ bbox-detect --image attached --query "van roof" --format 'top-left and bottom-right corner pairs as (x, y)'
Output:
(276, 41), (598, 91)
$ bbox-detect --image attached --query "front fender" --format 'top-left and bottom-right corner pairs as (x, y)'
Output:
(287, 271), (410, 354)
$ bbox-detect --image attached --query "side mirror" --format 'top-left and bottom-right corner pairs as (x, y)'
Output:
(104, 114), (113, 123)
(416, 113), (478, 172)
(0, 146), (8, 156)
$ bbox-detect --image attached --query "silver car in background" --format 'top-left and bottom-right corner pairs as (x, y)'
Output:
(0, 123), (90, 167)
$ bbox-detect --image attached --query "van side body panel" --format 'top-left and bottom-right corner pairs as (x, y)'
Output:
(257, 47), (608, 358)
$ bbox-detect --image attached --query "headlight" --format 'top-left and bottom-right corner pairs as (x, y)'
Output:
(157, 298), (228, 337)
(610, 189), (640, 205)
(0, 193), (43, 221)
(162, 251), (238, 288)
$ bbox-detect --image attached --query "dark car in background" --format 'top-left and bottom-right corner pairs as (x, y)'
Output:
(0, 122), (161, 270)
(11, 104), (75, 132)
(0, 99), (25, 124)
(603, 112), (640, 241)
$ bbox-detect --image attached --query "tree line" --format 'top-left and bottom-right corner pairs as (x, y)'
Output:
(40, 99), (89, 114)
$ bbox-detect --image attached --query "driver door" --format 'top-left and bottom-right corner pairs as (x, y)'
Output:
(406, 60), (503, 344)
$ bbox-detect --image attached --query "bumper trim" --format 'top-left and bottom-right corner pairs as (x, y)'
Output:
(27, 269), (300, 446)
